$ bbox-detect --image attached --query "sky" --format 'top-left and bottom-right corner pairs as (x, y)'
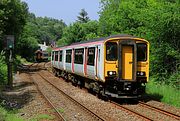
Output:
(21, 0), (101, 25)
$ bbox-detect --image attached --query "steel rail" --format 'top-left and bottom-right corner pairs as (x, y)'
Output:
(139, 101), (180, 120)
(38, 72), (106, 121)
(110, 101), (153, 121)
(28, 72), (66, 121)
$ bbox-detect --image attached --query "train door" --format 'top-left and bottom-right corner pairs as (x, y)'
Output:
(119, 40), (137, 81)
(97, 47), (101, 79)
(95, 46), (98, 78)
(84, 47), (88, 76)
(122, 45), (133, 80)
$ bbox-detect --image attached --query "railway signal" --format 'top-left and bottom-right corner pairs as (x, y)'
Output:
(4, 35), (14, 88)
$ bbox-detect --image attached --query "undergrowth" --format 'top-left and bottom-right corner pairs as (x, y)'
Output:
(0, 51), (7, 85)
(0, 106), (23, 121)
(146, 79), (180, 107)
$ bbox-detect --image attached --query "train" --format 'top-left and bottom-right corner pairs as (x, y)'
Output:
(51, 34), (149, 99)
(35, 50), (49, 62)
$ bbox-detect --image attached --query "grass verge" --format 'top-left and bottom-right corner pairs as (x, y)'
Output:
(0, 106), (23, 121)
(30, 114), (55, 121)
(146, 79), (180, 107)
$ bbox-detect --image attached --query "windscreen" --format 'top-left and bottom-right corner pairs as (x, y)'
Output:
(137, 43), (147, 61)
(106, 42), (117, 61)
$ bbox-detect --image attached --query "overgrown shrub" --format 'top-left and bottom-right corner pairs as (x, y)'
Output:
(0, 51), (7, 85)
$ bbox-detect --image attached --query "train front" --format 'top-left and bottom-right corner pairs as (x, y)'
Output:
(104, 37), (149, 98)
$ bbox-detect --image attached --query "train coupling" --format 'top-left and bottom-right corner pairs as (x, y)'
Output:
(123, 82), (132, 91)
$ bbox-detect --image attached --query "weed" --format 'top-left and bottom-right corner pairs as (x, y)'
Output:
(146, 79), (180, 107)
(30, 114), (55, 121)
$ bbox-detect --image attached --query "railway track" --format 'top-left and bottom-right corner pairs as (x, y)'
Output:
(27, 62), (179, 121)
(139, 101), (180, 120)
(111, 100), (180, 121)
(28, 72), (66, 121)
(38, 72), (106, 121)
(110, 101), (153, 121)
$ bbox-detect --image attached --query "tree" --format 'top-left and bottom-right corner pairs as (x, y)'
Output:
(0, 0), (28, 50)
(57, 21), (99, 46)
(16, 14), (67, 60)
(77, 9), (90, 23)
(99, 0), (180, 87)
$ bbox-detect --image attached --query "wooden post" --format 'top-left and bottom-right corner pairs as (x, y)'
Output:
(7, 49), (13, 88)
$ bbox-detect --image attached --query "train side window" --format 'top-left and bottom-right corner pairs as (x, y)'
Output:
(74, 48), (84, 64)
(106, 42), (117, 61)
(98, 49), (100, 61)
(55, 51), (58, 61)
(137, 43), (147, 61)
(66, 50), (72, 63)
(52, 52), (54, 61)
(59, 50), (63, 62)
(87, 47), (95, 66)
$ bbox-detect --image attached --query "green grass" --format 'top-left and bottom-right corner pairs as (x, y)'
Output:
(30, 114), (55, 121)
(146, 79), (180, 107)
(16, 55), (32, 65)
(49, 108), (65, 113)
(0, 106), (23, 121)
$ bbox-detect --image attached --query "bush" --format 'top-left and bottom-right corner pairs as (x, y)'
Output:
(0, 106), (23, 121)
(146, 79), (180, 107)
(0, 51), (7, 85)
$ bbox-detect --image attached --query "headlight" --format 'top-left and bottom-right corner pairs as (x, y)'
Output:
(137, 71), (146, 76)
(107, 71), (116, 76)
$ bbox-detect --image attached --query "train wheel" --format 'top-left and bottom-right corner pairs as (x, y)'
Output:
(52, 68), (57, 76)
(64, 73), (68, 80)
(71, 76), (78, 87)
(98, 89), (109, 101)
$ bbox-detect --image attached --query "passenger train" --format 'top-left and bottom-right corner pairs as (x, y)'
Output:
(35, 50), (49, 62)
(51, 35), (149, 99)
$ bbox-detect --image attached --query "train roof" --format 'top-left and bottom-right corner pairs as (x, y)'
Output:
(69, 34), (134, 46)
(53, 34), (147, 51)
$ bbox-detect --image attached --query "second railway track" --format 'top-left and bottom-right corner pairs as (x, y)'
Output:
(139, 101), (180, 120)
(37, 71), (106, 121)
(28, 72), (66, 121)
(111, 100), (180, 121)
(110, 101), (153, 121)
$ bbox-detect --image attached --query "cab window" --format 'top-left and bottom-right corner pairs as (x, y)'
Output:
(137, 43), (147, 61)
(106, 42), (117, 61)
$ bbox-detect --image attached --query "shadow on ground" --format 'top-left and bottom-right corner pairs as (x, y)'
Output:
(140, 93), (163, 102)
(109, 92), (163, 105)
(0, 62), (50, 111)
(0, 75), (36, 110)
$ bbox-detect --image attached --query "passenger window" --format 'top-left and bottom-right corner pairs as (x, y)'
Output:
(66, 50), (72, 63)
(52, 52), (54, 61)
(137, 43), (147, 61)
(74, 48), (84, 64)
(59, 50), (63, 62)
(55, 51), (58, 61)
(106, 42), (117, 61)
(87, 47), (95, 66)
(98, 49), (100, 61)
